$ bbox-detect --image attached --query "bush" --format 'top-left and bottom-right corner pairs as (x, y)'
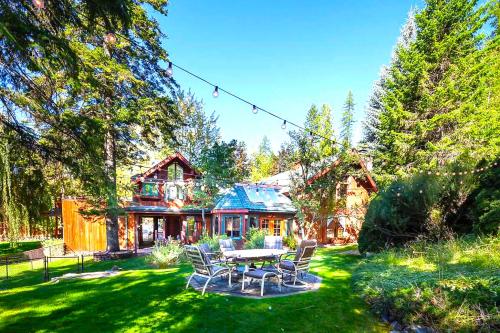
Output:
(42, 239), (64, 256)
(244, 228), (266, 249)
(195, 232), (227, 252)
(146, 241), (185, 268)
(353, 236), (500, 332)
(283, 235), (297, 250)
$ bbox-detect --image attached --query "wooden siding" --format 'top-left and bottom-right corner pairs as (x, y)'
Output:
(63, 199), (107, 252)
(63, 199), (130, 252)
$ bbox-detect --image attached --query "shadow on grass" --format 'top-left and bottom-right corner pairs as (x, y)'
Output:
(0, 247), (387, 333)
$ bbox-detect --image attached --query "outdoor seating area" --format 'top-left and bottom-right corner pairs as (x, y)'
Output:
(185, 238), (320, 297)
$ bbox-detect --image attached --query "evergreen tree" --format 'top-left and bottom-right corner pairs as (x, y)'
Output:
(250, 136), (277, 181)
(173, 90), (220, 167)
(0, 0), (180, 250)
(341, 91), (355, 149)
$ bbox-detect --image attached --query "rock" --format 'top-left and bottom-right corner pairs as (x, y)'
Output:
(110, 265), (121, 271)
(409, 325), (434, 333)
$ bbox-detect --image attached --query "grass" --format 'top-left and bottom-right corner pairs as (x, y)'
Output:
(353, 236), (500, 332)
(0, 246), (386, 333)
(0, 241), (41, 256)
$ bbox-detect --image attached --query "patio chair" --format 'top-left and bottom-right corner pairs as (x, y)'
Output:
(184, 245), (232, 295)
(218, 238), (235, 253)
(241, 268), (281, 297)
(198, 243), (222, 262)
(276, 239), (317, 288)
(264, 236), (283, 249)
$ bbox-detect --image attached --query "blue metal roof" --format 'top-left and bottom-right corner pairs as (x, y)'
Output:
(213, 184), (296, 214)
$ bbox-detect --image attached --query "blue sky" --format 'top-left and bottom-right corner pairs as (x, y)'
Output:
(153, 0), (423, 153)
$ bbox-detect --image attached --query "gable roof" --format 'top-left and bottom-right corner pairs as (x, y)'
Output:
(213, 184), (296, 214)
(307, 150), (378, 192)
(133, 152), (199, 183)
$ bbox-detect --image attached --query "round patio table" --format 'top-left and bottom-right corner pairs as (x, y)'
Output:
(223, 249), (288, 272)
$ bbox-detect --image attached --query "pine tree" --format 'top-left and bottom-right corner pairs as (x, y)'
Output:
(341, 91), (355, 149)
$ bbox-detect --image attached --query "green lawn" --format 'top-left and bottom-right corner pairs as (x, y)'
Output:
(0, 241), (41, 256)
(0, 246), (386, 333)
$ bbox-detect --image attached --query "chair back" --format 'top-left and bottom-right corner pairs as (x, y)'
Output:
(184, 245), (213, 276)
(219, 239), (235, 253)
(264, 236), (283, 249)
(294, 239), (317, 271)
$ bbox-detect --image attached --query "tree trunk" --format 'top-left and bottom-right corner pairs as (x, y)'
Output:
(104, 126), (119, 252)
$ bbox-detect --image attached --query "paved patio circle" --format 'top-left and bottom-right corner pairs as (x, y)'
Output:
(187, 272), (322, 299)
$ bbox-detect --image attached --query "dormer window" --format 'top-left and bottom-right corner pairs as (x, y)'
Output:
(140, 182), (159, 197)
(167, 162), (184, 181)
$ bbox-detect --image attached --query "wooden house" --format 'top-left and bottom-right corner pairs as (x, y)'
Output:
(306, 152), (378, 244)
(63, 152), (212, 252)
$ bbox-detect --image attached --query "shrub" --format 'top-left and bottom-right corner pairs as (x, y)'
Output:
(353, 236), (500, 332)
(283, 235), (297, 250)
(146, 241), (185, 268)
(42, 239), (64, 256)
(195, 232), (227, 252)
(244, 228), (266, 249)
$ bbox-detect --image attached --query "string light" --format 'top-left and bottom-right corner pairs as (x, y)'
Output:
(33, 0), (44, 9)
(252, 105), (258, 114)
(281, 120), (287, 129)
(212, 86), (219, 98)
(167, 62), (173, 77)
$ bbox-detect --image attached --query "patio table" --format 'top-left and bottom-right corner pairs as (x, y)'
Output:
(223, 249), (287, 272)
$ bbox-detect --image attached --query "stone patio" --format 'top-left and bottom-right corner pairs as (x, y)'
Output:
(187, 271), (322, 298)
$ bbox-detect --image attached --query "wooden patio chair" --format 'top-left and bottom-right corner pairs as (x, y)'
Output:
(276, 239), (317, 288)
(184, 245), (232, 295)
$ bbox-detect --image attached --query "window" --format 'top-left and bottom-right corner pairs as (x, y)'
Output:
(214, 217), (219, 235)
(273, 220), (281, 236)
(224, 216), (241, 238)
(248, 216), (258, 230)
(186, 216), (195, 238)
(167, 163), (184, 181)
(140, 182), (159, 197)
(261, 219), (269, 232)
(287, 219), (294, 236)
(166, 185), (185, 201)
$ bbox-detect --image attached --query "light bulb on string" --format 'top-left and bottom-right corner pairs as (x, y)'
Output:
(252, 105), (258, 114)
(281, 120), (287, 129)
(212, 86), (219, 98)
(166, 62), (173, 77)
(33, 0), (44, 9)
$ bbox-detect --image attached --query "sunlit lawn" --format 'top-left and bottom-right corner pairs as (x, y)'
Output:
(0, 241), (41, 256)
(0, 246), (386, 333)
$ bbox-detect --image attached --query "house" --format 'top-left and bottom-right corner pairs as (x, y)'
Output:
(63, 152), (212, 252)
(259, 150), (378, 244)
(211, 184), (296, 242)
(63, 152), (298, 252)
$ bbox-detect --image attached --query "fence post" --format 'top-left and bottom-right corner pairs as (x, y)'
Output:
(43, 256), (49, 281)
(81, 255), (84, 273)
(77, 256), (80, 273)
(5, 257), (8, 279)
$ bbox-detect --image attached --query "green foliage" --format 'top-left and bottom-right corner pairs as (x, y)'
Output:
(364, 0), (499, 186)
(359, 162), (499, 253)
(354, 236), (500, 332)
(195, 232), (227, 252)
(283, 235), (297, 250)
(244, 228), (266, 249)
(196, 139), (247, 206)
(341, 91), (355, 149)
(145, 241), (185, 268)
(250, 136), (277, 181)
(0, 241), (41, 256)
